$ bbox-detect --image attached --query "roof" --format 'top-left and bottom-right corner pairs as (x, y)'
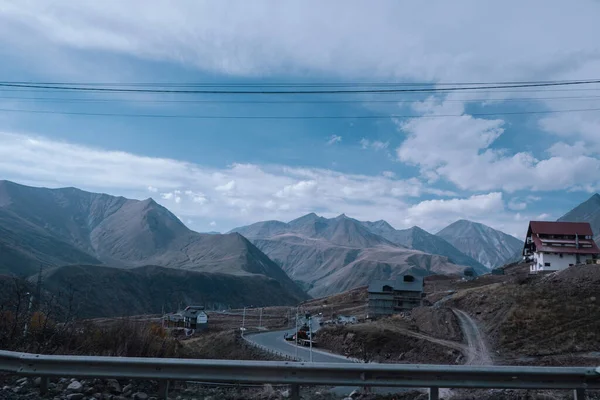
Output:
(368, 275), (424, 293)
(529, 221), (594, 236)
(531, 235), (600, 254)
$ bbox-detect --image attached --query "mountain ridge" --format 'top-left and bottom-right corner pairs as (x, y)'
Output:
(0, 180), (307, 309)
(436, 219), (523, 269)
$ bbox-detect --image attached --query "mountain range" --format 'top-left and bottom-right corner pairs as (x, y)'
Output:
(230, 213), (512, 297)
(0, 180), (307, 316)
(436, 220), (524, 269)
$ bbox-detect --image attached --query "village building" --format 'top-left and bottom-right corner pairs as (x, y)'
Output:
(367, 275), (424, 318)
(163, 305), (208, 330)
(523, 221), (600, 273)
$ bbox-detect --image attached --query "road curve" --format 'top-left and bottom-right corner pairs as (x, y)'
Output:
(246, 328), (354, 363)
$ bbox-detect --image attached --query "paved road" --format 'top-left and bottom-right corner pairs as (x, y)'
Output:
(246, 328), (354, 363)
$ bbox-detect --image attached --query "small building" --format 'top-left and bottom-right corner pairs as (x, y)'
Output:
(164, 305), (208, 330)
(182, 306), (208, 330)
(523, 221), (600, 273)
(337, 315), (357, 324)
(491, 267), (505, 275)
(463, 267), (476, 280)
(367, 275), (424, 318)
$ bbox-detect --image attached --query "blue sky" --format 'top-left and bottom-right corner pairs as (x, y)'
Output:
(1, 0), (600, 238)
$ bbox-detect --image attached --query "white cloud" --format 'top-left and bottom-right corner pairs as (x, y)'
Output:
(326, 135), (342, 145)
(147, 186), (158, 193)
(160, 192), (173, 200)
(175, 196), (181, 204)
(536, 213), (551, 220)
(396, 98), (600, 192)
(210, 221), (217, 227)
(276, 180), (318, 198)
(508, 199), (527, 211)
(215, 180), (236, 193)
(382, 171), (395, 178)
(360, 138), (389, 151)
(3, 1), (600, 83)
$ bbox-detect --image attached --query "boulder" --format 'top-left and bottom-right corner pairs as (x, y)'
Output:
(132, 392), (149, 400)
(67, 381), (83, 393)
(106, 379), (121, 394)
(66, 394), (84, 400)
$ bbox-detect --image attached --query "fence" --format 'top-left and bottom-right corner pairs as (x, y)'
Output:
(1, 349), (599, 400)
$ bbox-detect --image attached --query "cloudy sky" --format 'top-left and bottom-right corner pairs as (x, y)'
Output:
(1, 0), (600, 237)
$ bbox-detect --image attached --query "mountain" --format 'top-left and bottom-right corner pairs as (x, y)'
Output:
(436, 219), (523, 269)
(360, 222), (488, 275)
(38, 264), (301, 318)
(0, 180), (307, 310)
(231, 214), (467, 297)
(558, 193), (600, 242)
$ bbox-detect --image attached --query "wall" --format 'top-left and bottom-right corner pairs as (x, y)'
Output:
(531, 252), (595, 272)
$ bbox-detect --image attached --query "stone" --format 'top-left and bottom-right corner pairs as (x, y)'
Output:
(67, 394), (85, 400)
(85, 387), (97, 395)
(12, 386), (25, 394)
(93, 393), (102, 399)
(33, 377), (42, 387)
(60, 378), (69, 384)
(2, 386), (11, 391)
(122, 384), (133, 396)
(148, 397), (157, 400)
(114, 396), (128, 400)
(280, 389), (290, 398)
(102, 393), (113, 400)
(16, 377), (28, 385)
(132, 392), (148, 400)
(349, 389), (361, 398)
(67, 381), (84, 393)
(106, 380), (121, 394)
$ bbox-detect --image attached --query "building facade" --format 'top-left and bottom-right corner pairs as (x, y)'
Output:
(523, 221), (599, 273)
(367, 275), (424, 318)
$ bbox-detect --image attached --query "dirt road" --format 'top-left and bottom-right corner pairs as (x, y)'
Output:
(453, 308), (493, 365)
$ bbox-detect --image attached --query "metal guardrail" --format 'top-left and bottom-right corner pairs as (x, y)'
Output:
(1, 350), (599, 400)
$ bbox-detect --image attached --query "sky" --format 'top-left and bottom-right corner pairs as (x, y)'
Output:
(1, 0), (600, 238)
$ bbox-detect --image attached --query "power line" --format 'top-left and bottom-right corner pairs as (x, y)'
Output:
(0, 79), (599, 94)
(0, 78), (598, 87)
(2, 94), (600, 105)
(0, 106), (599, 119)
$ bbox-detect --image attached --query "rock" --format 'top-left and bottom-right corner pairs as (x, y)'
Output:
(92, 393), (102, 399)
(2, 386), (11, 391)
(122, 384), (133, 396)
(343, 397), (353, 400)
(67, 381), (84, 393)
(85, 387), (97, 395)
(148, 398), (157, 400)
(66, 394), (84, 400)
(106, 380), (121, 394)
(133, 392), (148, 400)
(102, 393), (113, 400)
(32, 377), (42, 387)
(280, 389), (290, 398)
(12, 386), (25, 394)
(16, 377), (28, 385)
(114, 396), (128, 400)
(60, 378), (69, 384)
(349, 389), (361, 398)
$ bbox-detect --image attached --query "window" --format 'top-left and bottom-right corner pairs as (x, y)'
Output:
(382, 285), (393, 292)
(403, 275), (415, 283)
(544, 262), (551, 267)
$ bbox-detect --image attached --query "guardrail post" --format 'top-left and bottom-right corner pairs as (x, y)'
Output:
(429, 386), (439, 400)
(574, 388), (586, 400)
(158, 380), (169, 400)
(291, 384), (300, 400)
(39, 377), (49, 395)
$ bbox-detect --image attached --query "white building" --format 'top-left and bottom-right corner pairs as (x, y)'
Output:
(523, 221), (599, 273)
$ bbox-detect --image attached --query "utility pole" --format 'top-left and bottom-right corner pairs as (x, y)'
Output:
(241, 307), (246, 337)
(258, 307), (263, 329)
(295, 308), (299, 359)
(23, 292), (34, 336)
(309, 315), (313, 362)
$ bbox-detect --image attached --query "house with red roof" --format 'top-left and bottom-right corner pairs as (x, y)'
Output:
(523, 221), (600, 273)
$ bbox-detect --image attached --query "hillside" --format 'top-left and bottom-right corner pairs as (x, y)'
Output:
(361, 222), (488, 275)
(38, 264), (303, 318)
(558, 193), (600, 242)
(232, 213), (467, 297)
(0, 180), (307, 309)
(436, 219), (523, 268)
